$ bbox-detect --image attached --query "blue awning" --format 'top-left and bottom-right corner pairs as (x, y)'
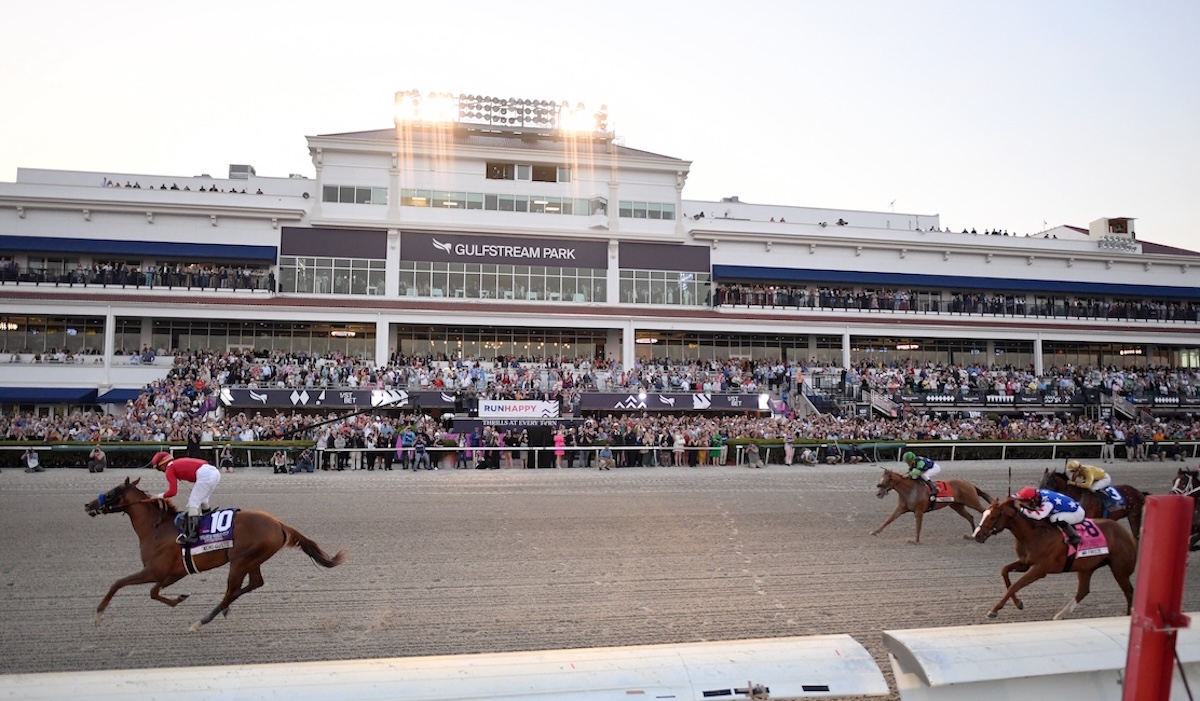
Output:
(711, 265), (1200, 299)
(0, 235), (278, 262)
(0, 387), (99, 403)
(97, 388), (143, 404)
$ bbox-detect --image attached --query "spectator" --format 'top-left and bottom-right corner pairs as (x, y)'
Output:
(413, 433), (432, 470)
(23, 447), (43, 472)
(597, 443), (614, 471)
(219, 444), (235, 473)
(745, 442), (763, 468)
(271, 450), (290, 474)
(87, 444), (107, 473)
(292, 448), (315, 473)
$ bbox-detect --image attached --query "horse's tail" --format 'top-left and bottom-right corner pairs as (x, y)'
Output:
(282, 524), (346, 568)
(975, 486), (994, 503)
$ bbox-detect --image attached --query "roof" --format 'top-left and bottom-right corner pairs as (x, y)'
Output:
(315, 127), (685, 162)
(0, 387), (98, 404)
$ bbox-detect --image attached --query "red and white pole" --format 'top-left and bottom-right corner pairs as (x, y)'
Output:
(1123, 494), (1193, 701)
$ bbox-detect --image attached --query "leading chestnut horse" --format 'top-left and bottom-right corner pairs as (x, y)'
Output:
(85, 477), (346, 632)
(1169, 467), (1200, 551)
(871, 468), (993, 544)
(1039, 468), (1146, 539)
(973, 495), (1136, 620)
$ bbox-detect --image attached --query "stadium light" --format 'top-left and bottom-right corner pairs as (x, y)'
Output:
(394, 90), (610, 137)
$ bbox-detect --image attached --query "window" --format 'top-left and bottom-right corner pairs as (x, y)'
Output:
(618, 200), (675, 221)
(516, 164), (531, 181)
(557, 167), (571, 183)
(532, 165), (558, 182)
(322, 185), (387, 205)
(487, 162), (515, 180)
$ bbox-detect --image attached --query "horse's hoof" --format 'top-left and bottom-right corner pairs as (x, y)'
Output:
(189, 622), (202, 633)
(986, 611), (998, 619)
(906, 539), (920, 545)
(1015, 601), (1024, 611)
(869, 531), (879, 537)
(94, 615), (103, 627)
(961, 534), (974, 540)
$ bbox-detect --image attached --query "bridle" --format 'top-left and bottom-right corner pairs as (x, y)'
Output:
(88, 486), (136, 516)
(1171, 470), (1200, 497)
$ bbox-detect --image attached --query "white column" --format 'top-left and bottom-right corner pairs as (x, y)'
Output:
(985, 340), (995, 365)
(103, 307), (116, 385)
(386, 228), (401, 297)
(622, 321), (635, 369)
(388, 152), (402, 222)
(374, 319), (390, 368)
(1034, 335), (1044, 376)
(841, 330), (851, 369)
(606, 239), (619, 304)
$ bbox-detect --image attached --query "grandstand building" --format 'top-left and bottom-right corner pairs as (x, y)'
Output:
(1, 90), (1198, 417)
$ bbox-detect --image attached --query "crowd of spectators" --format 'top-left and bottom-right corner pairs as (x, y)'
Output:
(712, 283), (1200, 322)
(851, 362), (1200, 400)
(0, 260), (273, 291)
(3, 351), (1200, 465)
(101, 177), (266, 195)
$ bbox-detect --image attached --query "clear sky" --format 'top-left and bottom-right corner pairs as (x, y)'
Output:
(2, 1), (1197, 247)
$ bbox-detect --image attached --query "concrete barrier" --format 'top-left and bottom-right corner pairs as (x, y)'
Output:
(883, 612), (1200, 700)
(0, 634), (889, 700)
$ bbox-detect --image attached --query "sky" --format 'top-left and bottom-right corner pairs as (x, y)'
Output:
(1, 1), (1197, 247)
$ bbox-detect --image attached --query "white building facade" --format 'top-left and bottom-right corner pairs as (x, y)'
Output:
(0, 91), (1197, 407)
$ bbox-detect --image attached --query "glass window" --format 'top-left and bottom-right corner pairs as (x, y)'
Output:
(466, 192), (484, 210)
(322, 185), (338, 202)
(557, 167), (571, 183)
(484, 194), (498, 210)
(371, 187), (388, 205)
(355, 187), (371, 204)
(516, 164), (531, 181)
(661, 203), (675, 221)
(498, 195), (515, 212)
(513, 196), (528, 213)
(487, 162), (514, 180)
(339, 186), (355, 203)
(619, 201), (633, 218)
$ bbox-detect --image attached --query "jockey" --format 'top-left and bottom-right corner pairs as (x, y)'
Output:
(1065, 459), (1123, 517)
(1015, 486), (1083, 546)
(902, 451), (941, 498)
(149, 451), (221, 545)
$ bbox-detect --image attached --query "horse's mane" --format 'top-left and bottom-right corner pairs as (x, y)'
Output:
(124, 485), (180, 516)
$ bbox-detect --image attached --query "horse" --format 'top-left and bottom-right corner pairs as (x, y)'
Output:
(1038, 468), (1146, 539)
(84, 477), (345, 632)
(972, 496), (1136, 620)
(871, 468), (993, 544)
(1168, 467), (1200, 551)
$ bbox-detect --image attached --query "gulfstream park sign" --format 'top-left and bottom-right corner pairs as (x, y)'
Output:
(404, 232), (609, 268)
(433, 239), (579, 261)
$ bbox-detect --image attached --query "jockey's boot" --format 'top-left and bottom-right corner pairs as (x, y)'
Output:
(923, 478), (939, 499)
(177, 507), (201, 545)
(1056, 520), (1081, 546)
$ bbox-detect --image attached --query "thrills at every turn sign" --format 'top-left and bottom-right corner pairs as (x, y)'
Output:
(477, 400), (561, 418)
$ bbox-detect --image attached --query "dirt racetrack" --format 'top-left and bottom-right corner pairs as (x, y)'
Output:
(1, 458), (1196, 698)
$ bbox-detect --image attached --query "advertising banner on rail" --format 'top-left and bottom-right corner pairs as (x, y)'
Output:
(219, 388), (455, 410)
(579, 392), (770, 412)
(477, 400), (561, 418)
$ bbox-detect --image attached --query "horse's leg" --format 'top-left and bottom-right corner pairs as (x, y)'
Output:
(96, 569), (158, 626)
(871, 503), (908, 537)
(987, 565), (1047, 619)
(1055, 569), (1096, 620)
(949, 504), (977, 538)
(909, 506), (926, 545)
(149, 573), (190, 607)
(998, 560), (1031, 611)
(191, 565), (265, 632)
